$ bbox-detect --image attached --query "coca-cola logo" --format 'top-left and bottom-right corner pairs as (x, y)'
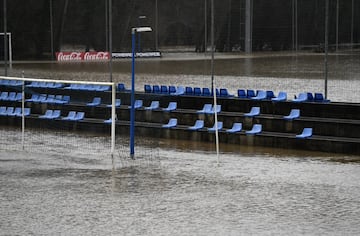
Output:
(56, 51), (110, 61)
(84, 52), (110, 60)
(56, 52), (82, 61)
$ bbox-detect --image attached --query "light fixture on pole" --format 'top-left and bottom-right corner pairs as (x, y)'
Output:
(130, 26), (152, 159)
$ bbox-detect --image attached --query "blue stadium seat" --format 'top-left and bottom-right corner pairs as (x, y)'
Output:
(266, 91), (275, 99)
(43, 94), (55, 103)
(4, 107), (15, 116)
(6, 92), (16, 101)
(106, 99), (121, 107)
(51, 110), (61, 119)
(292, 93), (308, 103)
(226, 123), (242, 133)
(60, 95), (71, 104)
(16, 108), (31, 117)
(25, 94), (39, 102)
(5, 80), (22, 86)
(207, 121), (223, 132)
(271, 91), (287, 102)
(246, 124), (262, 135)
(52, 95), (70, 104)
(38, 82), (47, 88)
(38, 94), (48, 103)
(244, 107), (260, 117)
(296, 128), (312, 139)
(197, 104), (212, 114)
(15, 93), (23, 101)
(162, 102), (177, 112)
(160, 85), (168, 94)
(51, 82), (64, 89)
(118, 83), (127, 91)
(247, 89), (256, 98)
(26, 81), (40, 87)
(128, 100), (143, 109)
(202, 87), (211, 96)
(169, 86), (177, 94)
(162, 118), (178, 128)
(62, 111), (77, 120)
(74, 112), (85, 121)
(87, 97), (101, 106)
(39, 110), (53, 119)
(53, 95), (63, 104)
(185, 87), (193, 95)
(0, 106), (7, 115)
(284, 109), (300, 120)
(237, 89), (247, 98)
(153, 85), (160, 93)
(314, 93), (330, 102)
(193, 87), (202, 96)
(171, 86), (185, 95)
(145, 101), (160, 110)
(207, 104), (221, 114)
(251, 90), (267, 100)
(64, 83), (78, 90)
(307, 92), (314, 101)
(188, 120), (204, 130)
(8, 107), (22, 116)
(219, 88), (233, 97)
(0, 92), (8, 101)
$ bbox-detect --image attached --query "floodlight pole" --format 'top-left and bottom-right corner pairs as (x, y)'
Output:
(50, 0), (54, 60)
(108, 0), (113, 82)
(130, 27), (152, 159)
(324, 0), (329, 99)
(3, 0), (8, 76)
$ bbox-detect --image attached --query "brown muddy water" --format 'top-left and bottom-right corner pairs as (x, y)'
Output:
(1, 52), (360, 235)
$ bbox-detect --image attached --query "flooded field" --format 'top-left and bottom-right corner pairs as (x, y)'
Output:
(7, 51), (360, 102)
(1, 51), (360, 235)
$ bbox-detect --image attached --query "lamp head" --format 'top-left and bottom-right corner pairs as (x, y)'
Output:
(132, 27), (152, 34)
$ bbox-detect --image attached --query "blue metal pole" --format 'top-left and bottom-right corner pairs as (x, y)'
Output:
(130, 30), (136, 158)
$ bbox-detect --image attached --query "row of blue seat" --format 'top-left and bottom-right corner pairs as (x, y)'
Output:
(64, 84), (110, 91)
(293, 92), (330, 103)
(161, 118), (312, 138)
(86, 97), (121, 107)
(144, 85), (177, 94)
(196, 104), (300, 120)
(0, 106), (31, 117)
(128, 100), (177, 111)
(0, 92), (22, 101)
(26, 94), (70, 104)
(144, 85), (235, 98)
(141, 83), (330, 103)
(0, 106), (85, 121)
(39, 109), (85, 121)
(27, 81), (64, 89)
(0, 79), (23, 86)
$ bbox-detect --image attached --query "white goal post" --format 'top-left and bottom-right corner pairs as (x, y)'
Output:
(0, 32), (12, 68)
(0, 76), (117, 157)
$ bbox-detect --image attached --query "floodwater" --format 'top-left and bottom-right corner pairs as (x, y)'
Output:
(1, 51), (360, 235)
(7, 51), (360, 102)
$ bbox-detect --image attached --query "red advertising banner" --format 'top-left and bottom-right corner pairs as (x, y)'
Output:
(56, 52), (110, 61)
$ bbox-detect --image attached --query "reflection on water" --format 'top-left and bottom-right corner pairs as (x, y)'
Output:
(1, 52), (360, 235)
(1, 139), (360, 235)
